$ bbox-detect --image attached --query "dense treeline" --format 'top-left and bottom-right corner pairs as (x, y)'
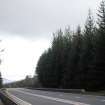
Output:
(36, 1), (105, 91)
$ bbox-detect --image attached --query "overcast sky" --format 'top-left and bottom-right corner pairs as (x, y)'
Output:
(0, 0), (100, 81)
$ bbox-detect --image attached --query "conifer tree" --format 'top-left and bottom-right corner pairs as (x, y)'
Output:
(78, 10), (95, 89)
(89, 0), (105, 90)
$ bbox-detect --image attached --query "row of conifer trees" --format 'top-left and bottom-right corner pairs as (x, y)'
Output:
(36, 1), (105, 91)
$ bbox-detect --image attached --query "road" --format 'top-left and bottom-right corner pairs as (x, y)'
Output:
(7, 88), (105, 105)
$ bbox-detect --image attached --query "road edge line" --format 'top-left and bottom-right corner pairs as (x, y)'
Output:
(16, 89), (90, 105)
(6, 90), (32, 105)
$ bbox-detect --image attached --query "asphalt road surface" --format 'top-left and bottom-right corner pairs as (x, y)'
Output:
(7, 88), (105, 105)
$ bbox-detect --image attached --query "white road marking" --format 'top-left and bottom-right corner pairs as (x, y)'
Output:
(11, 89), (90, 105)
(6, 91), (32, 105)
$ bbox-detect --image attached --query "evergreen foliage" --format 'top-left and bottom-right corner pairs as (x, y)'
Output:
(36, 0), (105, 91)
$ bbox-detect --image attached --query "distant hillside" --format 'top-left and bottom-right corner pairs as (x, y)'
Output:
(3, 78), (13, 84)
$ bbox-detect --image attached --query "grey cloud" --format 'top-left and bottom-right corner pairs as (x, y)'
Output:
(0, 0), (100, 38)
